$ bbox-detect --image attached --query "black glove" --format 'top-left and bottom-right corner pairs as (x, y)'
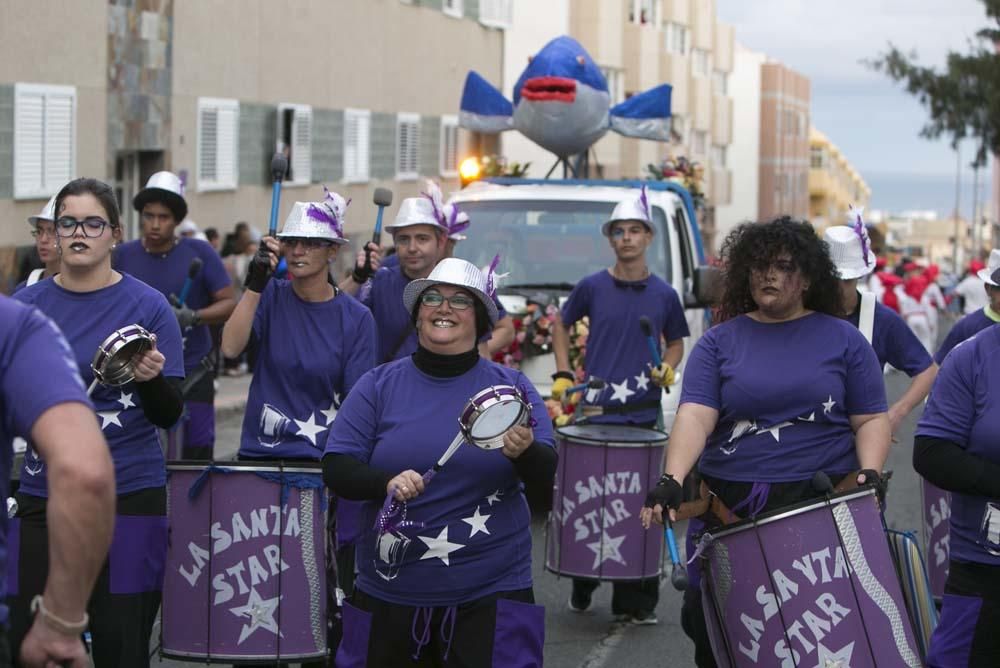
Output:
(643, 474), (684, 512)
(352, 242), (376, 284)
(857, 469), (888, 503)
(168, 294), (200, 329)
(244, 252), (273, 293)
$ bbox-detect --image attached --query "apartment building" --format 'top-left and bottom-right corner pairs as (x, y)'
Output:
(0, 0), (507, 260)
(809, 127), (871, 230)
(758, 62), (810, 223)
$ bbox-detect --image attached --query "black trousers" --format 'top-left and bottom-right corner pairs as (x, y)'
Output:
(7, 487), (165, 668)
(928, 559), (1000, 667)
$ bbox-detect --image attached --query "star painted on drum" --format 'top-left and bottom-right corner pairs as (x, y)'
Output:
(418, 527), (465, 565)
(585, 386), (603, 403)
(609, 379), (635, 404)
(485, 489), (504, 506)
(97, 410), (123, 430)
(462, 506), (492, 537)
(229, 587), (281, 645)
(320, 393), (341, 426)
(117, 391), (135, 410)
(587, 531), (627, 569)
(814, 641), (854, 668)
(634, 372), (650, 392)
(822, 395), (836, 414)
(761, 421), (794, 442)
(293, 414), (327, 447)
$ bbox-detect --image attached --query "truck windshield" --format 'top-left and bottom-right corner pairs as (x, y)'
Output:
(449, 199), (672, 288)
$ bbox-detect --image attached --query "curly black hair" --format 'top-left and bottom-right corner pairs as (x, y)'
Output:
(716, 217), (842, 322)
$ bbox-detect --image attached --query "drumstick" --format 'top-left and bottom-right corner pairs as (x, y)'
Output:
(422, 432), (465, 483)
(665, 524), (688, 590)
(639, 315), (669, 395)
(564, 377), (605, 400)
(177, 257), (203, 307)
(267, 152), (288, 238)
(86, 378), (99, 397)
(372, 187), (393, 244)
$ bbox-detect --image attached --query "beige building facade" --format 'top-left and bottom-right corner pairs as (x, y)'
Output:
(1, 0), (507, 287)
(758, 62), (810, 222)
(809, 127), (871, 230)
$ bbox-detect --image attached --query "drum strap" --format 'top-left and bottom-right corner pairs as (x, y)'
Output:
(26, 268), (44, 286)
(859, 291), (876, 344)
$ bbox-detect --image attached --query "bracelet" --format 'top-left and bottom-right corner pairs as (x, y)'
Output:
(30, 595), (89, 635)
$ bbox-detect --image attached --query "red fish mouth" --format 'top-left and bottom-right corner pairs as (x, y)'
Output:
(521, 76), (577, 103)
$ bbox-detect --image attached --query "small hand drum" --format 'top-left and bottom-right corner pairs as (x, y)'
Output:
(90, 324), (153, 390)
(459, 385), (532, 450)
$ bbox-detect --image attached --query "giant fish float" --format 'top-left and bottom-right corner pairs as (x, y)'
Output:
(459, 36), (673, 159)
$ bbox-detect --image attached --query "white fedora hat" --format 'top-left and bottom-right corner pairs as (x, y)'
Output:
(277, 189), (350, 245)
(824, 225), (877, 280)
(602, 185), (655, 236)
(977, 248), (1000, 287)
(133, 171), (188, 221)
(402, 257), (499, 325)
(27, 194), (58, 226)
(386, 197), (449, 234)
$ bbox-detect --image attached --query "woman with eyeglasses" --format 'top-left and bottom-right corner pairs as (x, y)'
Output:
(14, 195), (60, 292)
(11, 177), (184, 666)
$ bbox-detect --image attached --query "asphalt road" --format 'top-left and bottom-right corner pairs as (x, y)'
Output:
(152, 350), (934, 667)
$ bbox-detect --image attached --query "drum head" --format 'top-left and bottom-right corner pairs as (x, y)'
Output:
(557, 424), (667, 446)
(102, 337), (151, 381)
(469, 399), (524, 442)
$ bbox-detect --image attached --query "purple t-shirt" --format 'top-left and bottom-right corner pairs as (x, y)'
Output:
(682, 313), (887, 482)
(239, 280), (376, 460)
(561, 270), (690, 425)
(115, 238), (231, 372)
(323, 358), (554, 606)
(15, 274), (184, 496)
(935, 308), (997, 364)
(917, 324), (1000, 565)
(845, 296), (933, 375)
(0, 297), (92, 623)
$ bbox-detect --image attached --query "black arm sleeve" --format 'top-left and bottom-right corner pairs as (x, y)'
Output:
(323, 453), (393, 501)
(511, 442), (558, 488)
(913, 435), (1000, 498)
(135, 374), (184, 429)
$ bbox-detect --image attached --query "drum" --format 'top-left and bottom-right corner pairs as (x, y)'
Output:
(161, 462), (328, 663)
(91, 324), (153, 387)
(699, 487), (921, 668)
(920, 478), (951, 600)
(458, 384), (531, 450)
(545, 424), (667, 581)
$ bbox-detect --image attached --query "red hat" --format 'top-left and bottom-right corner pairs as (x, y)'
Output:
(903, 262), (920, 273)
(875, 257), (887, 269)
(969, 259), (986, 273)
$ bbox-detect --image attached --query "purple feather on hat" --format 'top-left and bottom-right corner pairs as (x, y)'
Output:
(421, 180), (446, 226)
(178, 170), (187, 197)
(849, 205), (871, 267)
(305, 186), (350, 238)
(485, 253), (501, 298)
(445, 204), (471, 237)
(639, 184), (650, 221)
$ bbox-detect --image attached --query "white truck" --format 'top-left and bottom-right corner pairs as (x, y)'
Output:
(449, 177), (718, 432)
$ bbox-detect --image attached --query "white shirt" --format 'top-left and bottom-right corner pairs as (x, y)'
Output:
(954, 275), (988, 314)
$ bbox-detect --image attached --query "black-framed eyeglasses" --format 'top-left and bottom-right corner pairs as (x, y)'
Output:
(280, 237), (333, 249)
(419, 292), (476, 311)
(55, 216), (110, 238)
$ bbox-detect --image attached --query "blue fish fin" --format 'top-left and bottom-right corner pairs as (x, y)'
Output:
(609, 84), (672, 141)
(459, 71), (513, 134)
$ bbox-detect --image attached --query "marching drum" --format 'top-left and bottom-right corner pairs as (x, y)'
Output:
(920, 478), (951, 600)
(699, 487), (921, 668)
(546, 425), (667, 581)
(161, 462), (328, 663)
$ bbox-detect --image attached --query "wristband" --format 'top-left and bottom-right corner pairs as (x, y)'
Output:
(655, 473), (677, 486)
(352, 266), (373, 284)
(30, 595), (89, 635)
(551, 370), (575, 382)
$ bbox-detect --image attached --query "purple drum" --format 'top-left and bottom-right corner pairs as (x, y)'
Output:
(700, 488), (921, 668)
(921, 478), (951, 600)
(546, 425), (666, 580)
(161, 462), (328, 663)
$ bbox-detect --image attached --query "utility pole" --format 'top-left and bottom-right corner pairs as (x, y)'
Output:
(952, 147), (962, 272)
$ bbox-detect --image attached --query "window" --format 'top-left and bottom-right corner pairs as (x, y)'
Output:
(197, 97), (239, 191)
(671, 115), (688, 144)
(710, 145), (727, 167)
(810, 146), (825, 169)
(692, 49), (710, 77)
(14, 83), (76, 200)
(478, 0), (512, 28)
(600, 66), (625, 105)
(440, 115), (459, 177)
(692, 130), (708, 156)
(629, 0), (656, 25)
(396, 113), (420, 181)
(443, 0), (463, 18)
(343, 109), (371, 183)
(713, 71), (728, 96)
(277, 104), (312, 185)
(664, 23), (689, 56)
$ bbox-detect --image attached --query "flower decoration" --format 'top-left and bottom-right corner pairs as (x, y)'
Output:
(647, 154), (705, 209)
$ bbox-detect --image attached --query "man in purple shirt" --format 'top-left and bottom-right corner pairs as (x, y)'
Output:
(551, 187), (690, 624)
(115, 171), (236, 459)
(936, 249), (1000, 364)
(1, 296), (115, 667)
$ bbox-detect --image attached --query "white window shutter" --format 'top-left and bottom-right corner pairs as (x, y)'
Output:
(216, 106), (237, 188)
(343, 109), (370, 183)
(396, 114), (419, 180)
(43, 91), (75, 190)
(197, 98), (238, 190)
(14, 90), (44, 198)
(199, 107), (218, 183)
(440, 116), (459, 176)
(292, 108), (312, 184)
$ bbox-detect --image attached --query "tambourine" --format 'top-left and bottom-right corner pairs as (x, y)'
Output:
(87, 324), (154, 395)
(458, 385), (532, 451)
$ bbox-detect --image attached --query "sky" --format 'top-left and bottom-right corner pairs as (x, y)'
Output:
(716, 0), (993, 215)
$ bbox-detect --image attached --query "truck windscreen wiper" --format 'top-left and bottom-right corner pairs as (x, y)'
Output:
(503, 282), (575, 290)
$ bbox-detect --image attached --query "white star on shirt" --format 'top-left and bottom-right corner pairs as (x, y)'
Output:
(634, 372), (650, 392)
(117, 391), (135, 410)
(320, 394), (341, 426)
(462, 506), (492, 537)
(229, 587), (281, 645)
(586, 531), (627, 569)
(97, 410), (123, 430)
(609, 380), (635, 404)
(761, 421), (794, 442)
(813, 641), (854, 668)
(798, 412), (816, 422)
(418, 527), (465, 566)
(485, 489), (504, 506)
(294, 414), (327, 447)
(822, 395), (836, 414)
